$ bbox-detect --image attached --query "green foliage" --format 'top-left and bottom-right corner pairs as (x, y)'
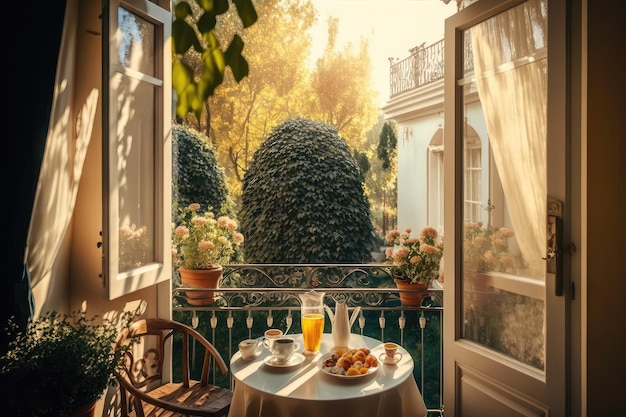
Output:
(240, 118), (375, 263)
(352, 149), (371, 181)
(0, 309), (137, 416)
(201, 0), (316, 198)
(172, 123), (228, 216)
(377, 121), (397, 171)
(172, 0), (258, 119)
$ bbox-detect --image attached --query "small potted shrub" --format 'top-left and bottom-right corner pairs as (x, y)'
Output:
(0, 303), (138, 417)
(173, 202), (245, 305)
(385, 226), (444, 306)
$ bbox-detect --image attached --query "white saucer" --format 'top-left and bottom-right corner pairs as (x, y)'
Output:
(239, 350), (262, 361)
(263, 352), (305, 368)
(378, 353), (401, 365)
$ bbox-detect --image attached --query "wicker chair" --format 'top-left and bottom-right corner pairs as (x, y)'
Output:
(116, 318), (232, 417)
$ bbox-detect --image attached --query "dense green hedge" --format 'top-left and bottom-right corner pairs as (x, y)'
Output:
(172, 123), (228, 216)
(240, 118), (375, 263)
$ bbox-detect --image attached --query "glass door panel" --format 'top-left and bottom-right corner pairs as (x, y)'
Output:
(460, 0), (548, 370)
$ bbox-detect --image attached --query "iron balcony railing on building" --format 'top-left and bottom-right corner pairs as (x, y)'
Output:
(172, 264), (444, 416)
(389, 36), (474, 97)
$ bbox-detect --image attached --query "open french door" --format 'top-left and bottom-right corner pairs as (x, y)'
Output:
(443, 0), (569, 415)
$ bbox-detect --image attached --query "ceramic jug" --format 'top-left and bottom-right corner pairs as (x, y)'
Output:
(299, 290), (326, 355)
(323, 299), (361, 351)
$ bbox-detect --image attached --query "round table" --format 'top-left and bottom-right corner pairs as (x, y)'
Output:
(228, 333), (427, 417)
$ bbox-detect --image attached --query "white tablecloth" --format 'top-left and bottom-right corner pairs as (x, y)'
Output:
(228, 333), (427, 417)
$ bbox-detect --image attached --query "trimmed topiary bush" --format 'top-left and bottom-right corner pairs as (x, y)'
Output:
(240, 118), (374, 263)
(172, 123), (228, 215)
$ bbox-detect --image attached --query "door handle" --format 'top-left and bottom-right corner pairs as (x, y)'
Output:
(544, 200), (563, 296)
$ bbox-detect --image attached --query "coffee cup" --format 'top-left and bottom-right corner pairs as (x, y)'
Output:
(238, 338), (261, 360)
(269, 337), (300, 362)
(262, 328), (284, 351)
(379, 342), (403, 363)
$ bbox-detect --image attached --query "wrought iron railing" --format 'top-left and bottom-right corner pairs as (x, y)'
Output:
(389, 36), (474, 97)
(172, 264), (444, 416)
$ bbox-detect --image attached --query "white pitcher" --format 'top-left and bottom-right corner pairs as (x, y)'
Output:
(323, 299), (361, 351)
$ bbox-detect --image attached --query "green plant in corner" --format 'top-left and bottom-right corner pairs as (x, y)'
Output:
(172, 0), (258, 119)
(0, 304), (139, 417)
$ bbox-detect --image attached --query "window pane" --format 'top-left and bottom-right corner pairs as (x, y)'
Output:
(461, 0), (547, 370)
(118, 7), (155, 76)
(112, 72), (156, 272)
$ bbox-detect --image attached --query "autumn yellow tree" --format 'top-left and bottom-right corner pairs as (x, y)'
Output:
(179, 2), (381, 203)
(303, 17), (380, 151)
(206, 0), (316, 199)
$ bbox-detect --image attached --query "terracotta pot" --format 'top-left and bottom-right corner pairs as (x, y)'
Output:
(465, 271), (493, 292)
(70, 401), (96, 417)
(394, 279), (428, 307)
(179, 266), (223, 306)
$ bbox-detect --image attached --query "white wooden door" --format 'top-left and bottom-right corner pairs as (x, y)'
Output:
(443, 0), (569, 415)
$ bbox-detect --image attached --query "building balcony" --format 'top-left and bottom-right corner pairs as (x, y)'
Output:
(388, 37), (474, 98)
(172, 264), (445, 416)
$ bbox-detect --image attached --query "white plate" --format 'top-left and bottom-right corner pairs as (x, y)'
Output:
(263, 352), (305, 368)
(317, 353), (379, 379)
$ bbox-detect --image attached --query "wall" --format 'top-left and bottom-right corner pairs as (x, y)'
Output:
(586, 0), (626, 414)
(385, 81), (447, 234)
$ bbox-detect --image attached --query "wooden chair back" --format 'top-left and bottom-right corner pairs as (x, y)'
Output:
(116, 318), (232, 417)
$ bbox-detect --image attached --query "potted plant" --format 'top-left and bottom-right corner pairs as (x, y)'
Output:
(172, 202), (244, 305)
(463, 222), (526, 291)
(0, 303), (138, 417)
(384, 226), (444, 306)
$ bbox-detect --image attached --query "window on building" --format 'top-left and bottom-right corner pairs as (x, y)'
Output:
(463, 125), (482, 223)
(428, 128), (444, 232)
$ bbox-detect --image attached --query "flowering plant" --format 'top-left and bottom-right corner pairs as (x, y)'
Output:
(385, 226), (444, 285)
(464, 222), (518, 272)
(119, 223), (150, 271)
(172, 203), (244, 269)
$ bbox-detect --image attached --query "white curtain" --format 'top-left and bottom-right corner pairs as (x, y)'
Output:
(470, 0), (548, 277)
(25, 0), (98, 301)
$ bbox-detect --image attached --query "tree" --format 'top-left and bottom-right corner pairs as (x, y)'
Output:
(207, 0), (316, 199)
(240, 118), (375, 263)
(377, 121), (398, 171)
(171, 123), (228, 216)
(176, 2), (381, 207)
(363, 117), (398, 239)
(172, 0), (258, 120)
(304, 17), (379, 151)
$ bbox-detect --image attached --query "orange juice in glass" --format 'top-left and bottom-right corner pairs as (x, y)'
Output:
(301, 313), (324, 354)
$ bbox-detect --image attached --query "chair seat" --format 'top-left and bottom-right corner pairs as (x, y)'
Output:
(132, 380), (233, 417)
(117, 318), (233, 417)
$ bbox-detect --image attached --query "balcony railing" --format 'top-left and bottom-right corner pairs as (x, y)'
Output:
(172, 264), (444, 416)
(389, 36), (474, 97)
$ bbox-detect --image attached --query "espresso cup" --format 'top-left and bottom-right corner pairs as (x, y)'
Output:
(238, 338), (261, 360)
(270, 337), (300, 362)
(262, 328), (284, 351)
(379, 342), (403, 363)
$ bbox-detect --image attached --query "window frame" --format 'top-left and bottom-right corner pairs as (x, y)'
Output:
(102, 0), (171, 300)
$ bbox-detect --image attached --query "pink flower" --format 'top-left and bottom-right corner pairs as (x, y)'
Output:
(172, 203), (244, 269)
(419, 226), (438, 240)
(385, 226), (444, 285)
